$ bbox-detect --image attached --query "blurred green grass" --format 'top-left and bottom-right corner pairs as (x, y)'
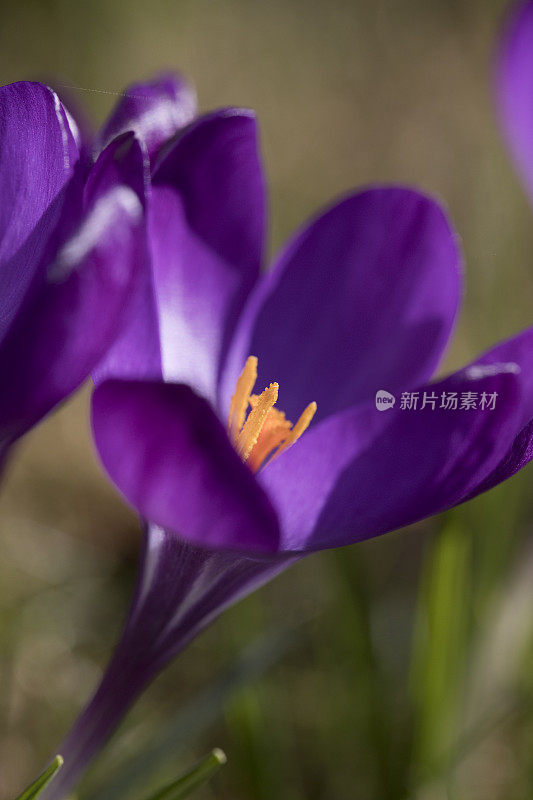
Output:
(1, 0), (533, 798)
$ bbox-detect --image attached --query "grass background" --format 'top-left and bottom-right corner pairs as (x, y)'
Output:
(1, 0), (533, 797)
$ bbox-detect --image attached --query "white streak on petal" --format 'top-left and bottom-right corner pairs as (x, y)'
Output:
(48, 186), (142, 283)
(465, 362), (521, 380)
(101, 85), (197, 154)
(52, 90), (71, 172)
(64, 106), (82, 150)
(128, 525), (165, 628)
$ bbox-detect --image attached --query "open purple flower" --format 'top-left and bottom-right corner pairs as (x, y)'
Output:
(0, 81), (148, 463)
(46, 75), (533, 798)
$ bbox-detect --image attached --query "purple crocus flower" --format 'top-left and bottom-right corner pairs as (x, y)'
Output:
(0, 81), (148, 462)
(496, 0), (533, 205)
(46, 75), (533, 798)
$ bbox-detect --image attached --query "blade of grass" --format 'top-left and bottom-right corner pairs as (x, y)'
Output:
(466, 477), (527, 618)
(142, 749), (226, 800)
(13, 757), (63, 800)
(332, 546), (407, 800)
(223, 594), (300, 800)
(410, 517), (471, 790)
(88, 623), (298, 800)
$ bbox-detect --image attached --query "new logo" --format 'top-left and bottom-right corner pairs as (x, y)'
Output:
(375, 390), (395, 411)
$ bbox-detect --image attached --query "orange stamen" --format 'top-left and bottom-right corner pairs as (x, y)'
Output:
(227, 357), (316, 472)
(236, 382), (279, 461)
(227, 355), (257, 439)
(267, 402), (317, 466)
(247, 403), (292, 472)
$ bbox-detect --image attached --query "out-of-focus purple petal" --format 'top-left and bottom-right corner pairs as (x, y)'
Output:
(90, 135), (161, 385)
(465, 418), (533, 500)
(0, 81), (79, 345)
(96, 73), (197, 167)
(91, 380), (280, 552)
(85, 130), (146, 205)
(45, 524), (293, 800)
(461, 325), (533, 497)
(496, 0), (533, 203)
(49, 81), (95, 172)
(259, 367), (520, 551)
(472, 325), (533, 428)
(154, 109), (266, 381)
(222, 187), (461, 423)
(0, 134), (145, 447)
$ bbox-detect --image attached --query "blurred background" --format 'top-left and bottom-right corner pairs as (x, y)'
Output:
(1, 0), (533, 797)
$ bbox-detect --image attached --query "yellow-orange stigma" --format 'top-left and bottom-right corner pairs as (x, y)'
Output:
(227, 356), (317, 473)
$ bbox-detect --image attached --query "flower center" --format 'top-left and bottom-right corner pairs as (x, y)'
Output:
(227, 356), (317, 473)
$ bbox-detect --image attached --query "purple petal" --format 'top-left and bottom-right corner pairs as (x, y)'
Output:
(50, 82), (95, 172)
(91, 380), (280, 552)
(0, 134), (145, 447)
(462, 325), (533, 497)
(44, 524), (293, 800)
(154, 108), (265, 275)
(259, 367), (521, 551)
(144, 186), (242, 400)
(153, 109), (266, 383)
(98, 110), (267, 399)
(495, 0), (533, 203)
(465, 418), (533, 500)
(222, 187), (461, 423)
(96, 73), (197, 167)
(0, 81), (79, 345)
(90, 136), (161, 386)
(473, 324), (533, 428)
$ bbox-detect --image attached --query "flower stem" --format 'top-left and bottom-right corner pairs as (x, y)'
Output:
(41, 654), (153, 800)
(41, 526), (293, 800)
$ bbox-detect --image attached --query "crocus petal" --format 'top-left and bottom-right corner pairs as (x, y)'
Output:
(465, 418), (533, 500)
(90, 135), (162, 386)
(0, 81), (79, 345)
(91, 380), (280, 552)
(153, 109), (266, 387)
(461, 325), (533, 497)
(0, 134), (145, 448)
(472, 325), (533, 428)
(222, 187), (461, 423)
(44, 524), (293, 800)
(259, 367), (521, 552)
(145, 185), (242, 400)
(50, 82), (95, 172)
(496, 0), (533, 203)
(95, 73), (197, 167)
(95, 110), (266, 399)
